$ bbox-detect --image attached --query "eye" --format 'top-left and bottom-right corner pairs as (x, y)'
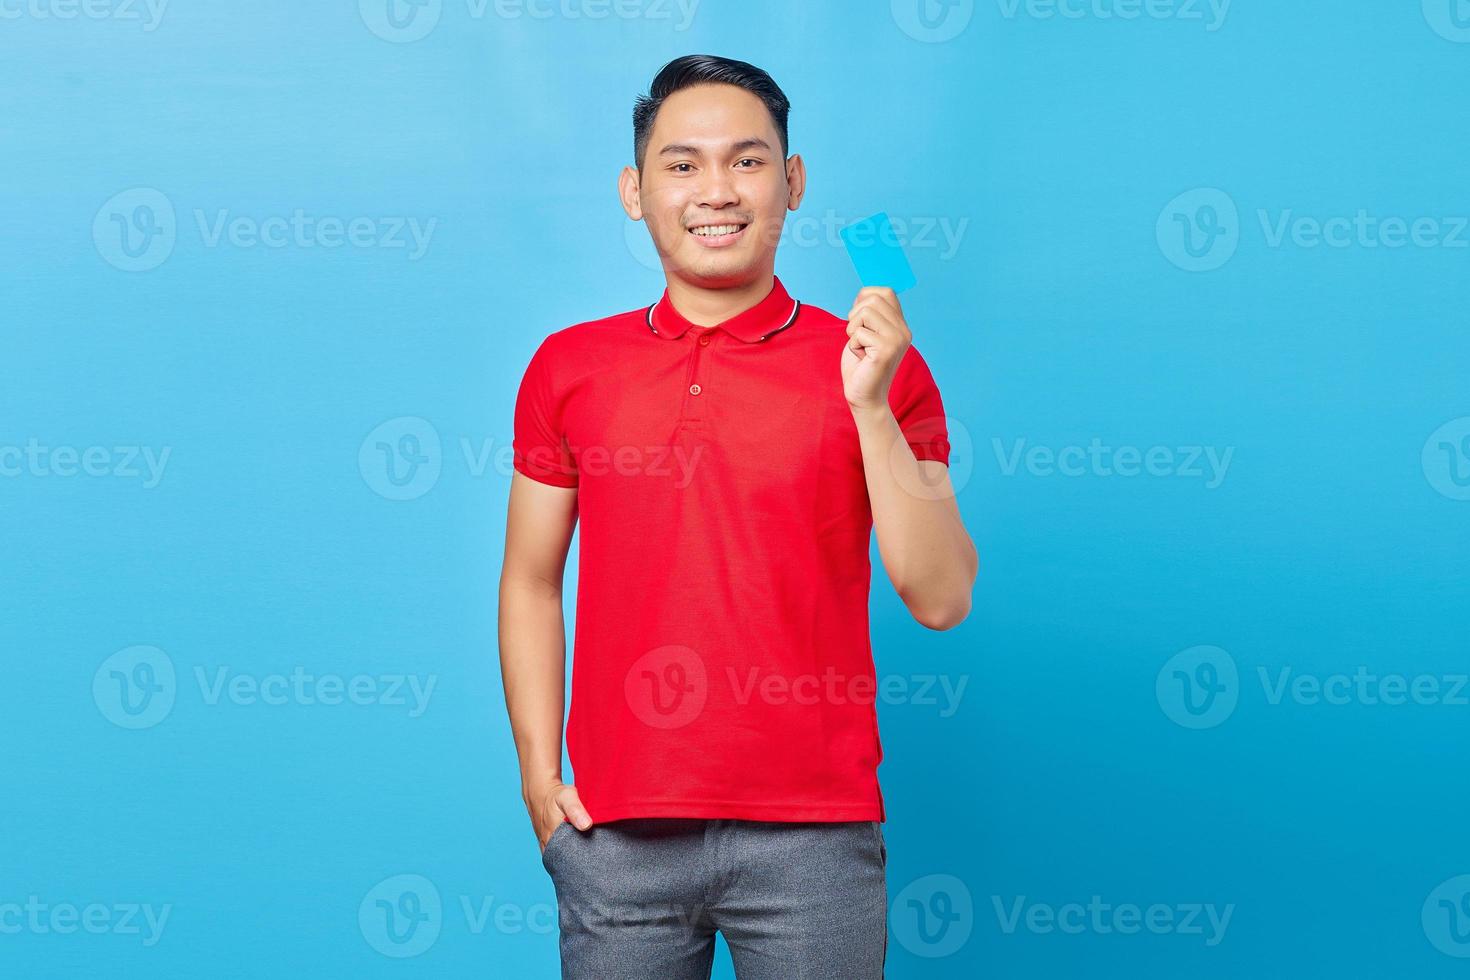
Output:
(735, 158), (761, 169)
(670, 162), (695, 174)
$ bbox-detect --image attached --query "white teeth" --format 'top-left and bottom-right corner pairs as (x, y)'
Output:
(691, 224), (744, 237)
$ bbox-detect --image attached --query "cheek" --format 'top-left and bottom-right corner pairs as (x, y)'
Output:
(751, 208), (788, 248)
(642, 212), (685, 257)
(653, 204), (690, 244)
(748, 187), (790, 227)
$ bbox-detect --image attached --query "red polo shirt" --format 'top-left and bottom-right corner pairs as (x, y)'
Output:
(512, 276), (950, 823)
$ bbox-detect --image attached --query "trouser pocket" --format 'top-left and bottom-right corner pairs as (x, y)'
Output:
(541, 821), (575, 871)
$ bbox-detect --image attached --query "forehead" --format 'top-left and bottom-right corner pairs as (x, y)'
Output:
(649, 83), (778, 150)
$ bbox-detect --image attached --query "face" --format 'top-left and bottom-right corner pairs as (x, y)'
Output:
(621, 83), (805, 289)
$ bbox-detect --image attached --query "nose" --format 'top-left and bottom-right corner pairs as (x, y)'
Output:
(694, 167), (739, 211)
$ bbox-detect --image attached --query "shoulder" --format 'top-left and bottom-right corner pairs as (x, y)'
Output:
(540, 305), (648, 352)
(792, 297), (848, 333)
(524, 305), (650, 379)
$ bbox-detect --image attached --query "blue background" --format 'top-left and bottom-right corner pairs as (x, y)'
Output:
(5, 0), (1469, 976)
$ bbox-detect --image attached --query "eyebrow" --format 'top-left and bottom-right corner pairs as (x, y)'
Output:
(657, 137), (774, 157)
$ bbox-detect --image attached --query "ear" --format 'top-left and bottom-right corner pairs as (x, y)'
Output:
(785, 154), (806, 211)
(618, 166), (643, 221)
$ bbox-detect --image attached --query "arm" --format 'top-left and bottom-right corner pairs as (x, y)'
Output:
(853, 409), (977, 629)
(843, 287), (979, 630)
(498, 471), (593, 850)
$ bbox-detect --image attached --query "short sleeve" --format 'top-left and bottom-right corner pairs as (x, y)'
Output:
(512, 339), (579, 488)
(887, 345), (951, 466)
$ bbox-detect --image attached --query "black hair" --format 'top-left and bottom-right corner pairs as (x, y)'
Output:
(632, 55), (790, 171)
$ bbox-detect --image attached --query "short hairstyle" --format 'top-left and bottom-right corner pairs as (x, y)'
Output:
(632, 55), (791, 171)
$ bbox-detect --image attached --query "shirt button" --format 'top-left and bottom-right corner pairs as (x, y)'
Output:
(689, 383), (702, 396)
(698, 335), (710, 347)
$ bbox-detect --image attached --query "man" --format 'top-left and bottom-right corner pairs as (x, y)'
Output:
(499, 54), (978, 979)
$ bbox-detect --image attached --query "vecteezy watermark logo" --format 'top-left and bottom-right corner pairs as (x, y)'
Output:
(625, 218), (663, 272)
(892, 415), (974, 500)
(993, 896), (1234, 946)
(483, 0), (700, 27)
(891, 0), (974, 42)
(726, 667), (970, 718)
(1423, 0), (1470, 43)
(360, 0), (699, 42)
(630, 659), (967, 726)
(1424, 875), (1470, 958)
(1156, 645), (1238, 729)
(358, 881), (560, 943)
(992, 438), (1233, 489)
(0, 0), (169, 31)
(360, 416), (443, 501)
(1164, 654), (1469, 726)
(93, 645), (177, 730)
(359, 0), (442, 42)
(94, 646), (437, 728)
(458, 895), (556, 936)
(1257, 210), (1470, 250)
(0, 440), (172, 488)
(93, 188), (176, 272)
(0, 897), (172, 946)
(1157, 188), (1239, 272)
(93, 189), (438, 270)
(1257, 666), (1469, 707)
(194, 666), (437, 716)
(359, 418), (705, 499)
(193, 209), (436, 257)
(891, 874), (974, 958)
(1161, 189), (1470, 272)
(624, 645), (707, 729)
(625, 209), (971, 275)
(1423, 417), (1470, 501)
(996, 0), (1230, 30)
(360, 874), (442, 958)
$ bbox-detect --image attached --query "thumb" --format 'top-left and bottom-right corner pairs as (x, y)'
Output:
(557, 788), (595, 830)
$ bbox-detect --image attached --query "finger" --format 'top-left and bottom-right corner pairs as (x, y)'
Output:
(848, 324), (883, 355)
(848, 293), (891, 319)
(556, 789), (595, 830)
(856, 286), (901, 315)
(849, 304), (904, 343)
(853, 288), (902, 321)
(849, 293), (905, 329)
(846, 300), (899, 335)
(535, 808), (566, 847)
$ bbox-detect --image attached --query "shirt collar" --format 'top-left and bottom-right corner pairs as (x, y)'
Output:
(646, 276), (801, 344)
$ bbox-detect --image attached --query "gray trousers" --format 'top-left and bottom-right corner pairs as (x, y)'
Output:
(541, 817), (889, 979)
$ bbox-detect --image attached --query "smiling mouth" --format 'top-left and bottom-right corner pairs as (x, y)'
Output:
(687, 222), (750, 246)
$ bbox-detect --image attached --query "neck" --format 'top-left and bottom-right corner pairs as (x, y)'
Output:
(665, 271), (775, 327)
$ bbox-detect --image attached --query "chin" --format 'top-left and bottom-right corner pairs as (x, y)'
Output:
(681, 264), (759, 289)
(672, 250), (756, 283)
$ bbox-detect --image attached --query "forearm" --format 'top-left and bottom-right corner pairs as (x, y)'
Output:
(498, 576), (569, 802)
(853, 405), (978, 629)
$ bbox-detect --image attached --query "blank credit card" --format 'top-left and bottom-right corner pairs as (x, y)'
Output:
(841, 212), (917, 293)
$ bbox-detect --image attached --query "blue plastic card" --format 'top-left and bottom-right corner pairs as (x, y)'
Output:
(840, 212), (917, 292)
